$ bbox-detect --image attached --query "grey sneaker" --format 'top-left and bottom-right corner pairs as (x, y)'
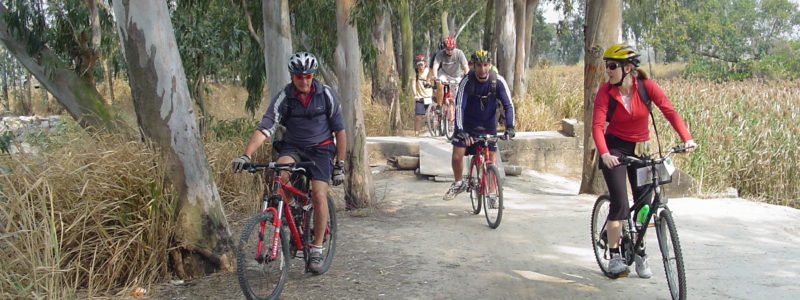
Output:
(443, 181), (467, 200)
(608, 253), (630, 276)
(634, 253), (653, 278)
(308, 246), (325, 274)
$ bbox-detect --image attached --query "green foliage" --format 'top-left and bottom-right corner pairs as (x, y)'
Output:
(682, 58), (753, 82)
(0, 131), (12, 153)
(206, 117), (257, 141)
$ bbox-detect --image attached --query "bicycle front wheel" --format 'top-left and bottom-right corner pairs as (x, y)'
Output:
(655, 208), (686, 300)
(468, 161), (482, 215)
(237, 212), (290, 300)
(590, 195), (616, 278)
(483, 164), (503, 228)
(445, 103), (455, 140)
(425, 105), (439, 136)
(303, 195), (338, 274)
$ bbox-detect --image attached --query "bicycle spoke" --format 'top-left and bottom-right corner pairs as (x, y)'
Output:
(237, 212), (289, 300)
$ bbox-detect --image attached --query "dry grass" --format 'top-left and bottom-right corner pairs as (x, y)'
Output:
(0, 128), (175, 298)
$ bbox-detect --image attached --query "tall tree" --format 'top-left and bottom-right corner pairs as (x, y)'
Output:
(334, 0), (374, 208)
(0, 1), (118, 130)
(370, 8), (401, 133)
(398, 0), (414, 132)
(579, 0), (622, 194)
(494, 0), (516, 92)
(512, 0), (528, 97)
(113, 0), (233, 278)
(483, 0), (495, 53)
(263, 0), (293, 97)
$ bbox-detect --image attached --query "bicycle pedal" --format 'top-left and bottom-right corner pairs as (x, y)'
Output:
(616, 272), (629, 278)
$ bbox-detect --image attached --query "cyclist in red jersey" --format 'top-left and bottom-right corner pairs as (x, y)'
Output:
(592, 44), (697, 277)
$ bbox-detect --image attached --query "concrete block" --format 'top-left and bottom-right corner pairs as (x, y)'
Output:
(419, 140), (468, 177)
(663, 169), (698, 198)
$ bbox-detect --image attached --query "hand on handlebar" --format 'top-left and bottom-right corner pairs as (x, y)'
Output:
(684, 140), (698, 152)
(231, 154), (251, 172)
(454, 131), (473, 146)
(601, 153), (620, 169)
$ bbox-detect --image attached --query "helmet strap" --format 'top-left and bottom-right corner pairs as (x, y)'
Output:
(614, 70), (628, 87)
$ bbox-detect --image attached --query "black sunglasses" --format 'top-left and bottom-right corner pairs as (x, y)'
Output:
(605, 61), (622, 70)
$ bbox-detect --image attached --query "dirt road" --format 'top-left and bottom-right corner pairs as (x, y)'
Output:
(148, 171), (800, 299)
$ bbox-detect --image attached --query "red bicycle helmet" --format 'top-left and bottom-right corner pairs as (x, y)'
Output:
(414, 54), (426, 64)
(443, 36), (456, 49)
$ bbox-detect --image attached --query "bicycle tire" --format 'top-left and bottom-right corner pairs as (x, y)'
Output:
(655, 208), (686, 300)
(445, 103), (455, 140)
(468, 160), (482, 215)
(483, 164), (503, 228)
(303, 195), (338, 274)
(236, 212), (291, 300)
(591, 195), (618, 278)
(426, 105), (440, 136)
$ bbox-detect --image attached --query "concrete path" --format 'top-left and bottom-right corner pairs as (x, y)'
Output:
(151, 170), (800, 300)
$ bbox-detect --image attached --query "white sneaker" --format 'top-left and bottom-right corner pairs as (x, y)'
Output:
(608, 253), (630, 275)
(634, 253), (653, 278)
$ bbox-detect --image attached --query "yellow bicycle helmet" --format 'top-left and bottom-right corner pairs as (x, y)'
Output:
(473, 50), (493, 63)
(603, 44), (640, 61)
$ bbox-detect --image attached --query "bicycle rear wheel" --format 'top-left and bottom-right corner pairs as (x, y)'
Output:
(303, 195), (338, 274)
(483, 164), (503, 228)
(468, 161), (482, 215)
(655, 208), (686, 300)
(590, 195), (617, 278)
(237, 212), (290, 300)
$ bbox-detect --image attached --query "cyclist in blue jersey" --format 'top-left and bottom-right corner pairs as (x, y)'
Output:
(443, 50), (515, 201)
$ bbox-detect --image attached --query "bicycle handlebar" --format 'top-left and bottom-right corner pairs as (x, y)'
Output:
(243, 161), (316, 173)
(469, 133), (510, 142)
(618, 145), (689, 167)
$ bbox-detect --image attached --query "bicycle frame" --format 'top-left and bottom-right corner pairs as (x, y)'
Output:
(257, 169), (312, 262)
(616, 147), (686, 261)
(467, 136), (500, 195)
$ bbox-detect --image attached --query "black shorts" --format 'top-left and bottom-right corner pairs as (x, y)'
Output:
(277, 143), (336, 183)
(451, 139), (497, 155)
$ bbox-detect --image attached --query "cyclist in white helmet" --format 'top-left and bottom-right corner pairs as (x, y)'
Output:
(231, 52), (346, 274)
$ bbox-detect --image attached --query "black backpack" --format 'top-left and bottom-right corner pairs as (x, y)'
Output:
(281, 84), (334, 127)
(606, 78), (651, 122)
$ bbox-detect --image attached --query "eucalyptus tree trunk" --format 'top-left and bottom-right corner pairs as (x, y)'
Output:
(113, 0), (233, 278)
(105, 58), (115, 103)
(494, 0), (516, 92)
(0, 3), (116, 130)
(398, 0), (414, 131)
(524, 0), (539, 68)
(441, 11), (450, 37)
(483, 0), (496, 53)
(512, 0), (527, 98)
(579, 0), (623, 194)
(262, 0), (292, 96)
(370, 10), (401, 133)
(23, 72), (32, 115)
(334, 0), (374, 208)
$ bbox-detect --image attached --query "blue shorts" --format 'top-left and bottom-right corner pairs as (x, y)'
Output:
(415, 101), (429, 115)
(451, 139), (497, 155)
(277, 143), (335, 183)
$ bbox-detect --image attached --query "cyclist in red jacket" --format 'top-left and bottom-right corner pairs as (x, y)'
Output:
(592, 44), (697, 278)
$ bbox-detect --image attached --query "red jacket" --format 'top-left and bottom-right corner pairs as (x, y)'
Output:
(592, 79), (692, 156)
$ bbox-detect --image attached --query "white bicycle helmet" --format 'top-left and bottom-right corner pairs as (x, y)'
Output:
(287, 52), (319, 75)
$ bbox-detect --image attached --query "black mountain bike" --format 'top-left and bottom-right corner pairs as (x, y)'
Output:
(591, 145), (689, 300)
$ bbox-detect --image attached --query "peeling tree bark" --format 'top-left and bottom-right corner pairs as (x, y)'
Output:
(579, 0), (622, 195)
(262, 0), (292, 96)
(370, 10), (401, 133)
(334, 0), (374, 208)
(494, 0), (516, 92)
(113, 0), (234, 278)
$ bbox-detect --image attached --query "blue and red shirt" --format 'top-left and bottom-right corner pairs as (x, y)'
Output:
(257, 79), (345, 147)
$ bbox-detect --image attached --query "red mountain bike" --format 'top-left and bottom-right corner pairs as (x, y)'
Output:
(465, 133), (507, 229)
(425, 79), (459, 138)
(236, 161), (336, 300)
